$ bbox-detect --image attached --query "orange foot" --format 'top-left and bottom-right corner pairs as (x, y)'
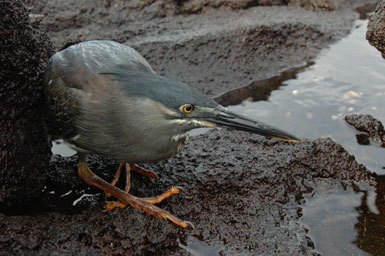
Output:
(77, 154), (193, 228)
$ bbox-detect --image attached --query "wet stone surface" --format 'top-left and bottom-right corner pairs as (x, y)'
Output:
(0, 130), (374, 255)
(0, 0), (380, 255)
(0, 0), (52, 202)
(26, 0), (369, 97)
(367, 0), (385, 58)
(345, 114), (385, 147)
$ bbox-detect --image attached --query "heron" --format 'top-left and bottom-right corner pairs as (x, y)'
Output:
(44, 40), (298, 228)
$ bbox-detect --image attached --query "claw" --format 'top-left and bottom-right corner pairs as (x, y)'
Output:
(173, 186), (185, 193)
(185, 221), (195, 229)
(78, 155), (192, 228)
(131, 164), (159, 179)
(105, 200), (126, 210)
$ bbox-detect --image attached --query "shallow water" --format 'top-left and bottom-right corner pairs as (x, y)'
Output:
(223, 19), (385, 255)
(226, 19), (385, 175)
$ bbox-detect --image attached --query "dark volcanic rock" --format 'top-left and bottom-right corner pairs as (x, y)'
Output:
(289, 0), (340, 10)
(356, 133), (370, 145)
(345, 114), (385, 146)
(367, 0), (385, 58)
(25, 0), (365, 97)
(0, 0), (53, 202)
(0, 0), (377, 255)
(0, 130), (372, 255)
(174, 0), (288, 13)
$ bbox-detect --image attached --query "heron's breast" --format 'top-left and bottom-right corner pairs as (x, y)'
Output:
(123, 131), (189, 163)
(171, 132), (189, 154)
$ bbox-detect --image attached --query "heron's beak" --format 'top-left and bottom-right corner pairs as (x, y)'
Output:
(204, 107), (299, 142)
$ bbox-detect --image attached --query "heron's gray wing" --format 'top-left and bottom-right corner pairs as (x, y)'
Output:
(48, 40), (155, 90)
(43, 71), (83, 139)
(44, 40), (154, 139)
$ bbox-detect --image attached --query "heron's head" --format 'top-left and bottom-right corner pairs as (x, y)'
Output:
(110, 68), (299, 141)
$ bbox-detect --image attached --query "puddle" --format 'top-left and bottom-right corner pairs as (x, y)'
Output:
(220, 17), (385, 256)
(51, 139), (76, 157)
(300, 181), (368, 255)
(214, 63), (313, 107)
(354, 175), (385, 255)
(226, 19), (385, 174)
(178, 235), (224, 256)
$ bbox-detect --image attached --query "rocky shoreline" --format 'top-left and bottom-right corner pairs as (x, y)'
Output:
(0, 0), (381, 255)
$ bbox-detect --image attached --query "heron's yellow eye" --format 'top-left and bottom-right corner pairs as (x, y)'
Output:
(181, 104), (194, 114)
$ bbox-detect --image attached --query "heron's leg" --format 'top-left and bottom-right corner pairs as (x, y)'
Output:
(77, 154), (193, 228)
(131, 164), (159, 179)
(106, 165), (182, 211)
(110, 163), (124, 187)
(106, 186), (182, 208)
(107, 163), (157, 198)
(107, 163), (131, 198)
(106, 163), (124, 198)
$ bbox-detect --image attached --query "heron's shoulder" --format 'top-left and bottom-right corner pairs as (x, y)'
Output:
(45, 40), (156, 92)
(47, 40), (155, 81)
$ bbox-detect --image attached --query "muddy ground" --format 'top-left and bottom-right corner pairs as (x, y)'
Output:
(0, 0), (381, 255)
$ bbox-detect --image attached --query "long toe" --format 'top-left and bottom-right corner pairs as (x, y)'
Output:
(105, 201), (126, 210)
(131, 164), (159, 179)
(107, 163), (125, 198)
(128, 195), (193, 229)
(143, 186), (181, 204)
(78, 157), (190, 228)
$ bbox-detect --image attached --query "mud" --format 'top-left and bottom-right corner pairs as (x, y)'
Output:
(367, 0), (385, 58)
(0, 0), (379, 255)
(345, 114), (385, 147)
(0, 0), (52, 202)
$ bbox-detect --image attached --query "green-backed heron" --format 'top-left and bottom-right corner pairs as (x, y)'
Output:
(44, 40), (298, 228)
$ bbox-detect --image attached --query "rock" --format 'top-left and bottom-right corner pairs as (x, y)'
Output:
(0, 0), (377, 255)
(25, 0), (362, 97)
(289, 0), (340, 10)
(178, 0), (288, 13)
(367, 0), (385, 58)
(0, 131), (372, 255)
(356, 133), (370, 145)
(28, 13), (45, 27)
(0, 0), (53, 203)
(345, 114), (385, 146)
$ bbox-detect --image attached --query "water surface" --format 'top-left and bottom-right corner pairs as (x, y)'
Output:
(227, 19), (385, 174)
(225, 19), (385, 255)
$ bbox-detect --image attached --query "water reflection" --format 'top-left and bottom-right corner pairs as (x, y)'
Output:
(214, 63), (313, 106)
(354, 175), (385, 255)
(178, 235), (224, 256)
(226, 19), (385, 174)
(300, 181), (369, 255)
(222, 18), (385, 255)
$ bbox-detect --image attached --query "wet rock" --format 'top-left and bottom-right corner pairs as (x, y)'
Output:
(345, 114), (385, 146)
(366, 0), (385, 58)
(355, 2), (377, 19)
(0, 0), (377, 255)
(176, 0), (288, 13)
(356, 133), (370, 145)
(0, 130), (372, 255)
(289, 0), (340, 10)
(24, 1), (365, 97)
(28, 13), (45, 27)
(0, 0), (53, 202)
